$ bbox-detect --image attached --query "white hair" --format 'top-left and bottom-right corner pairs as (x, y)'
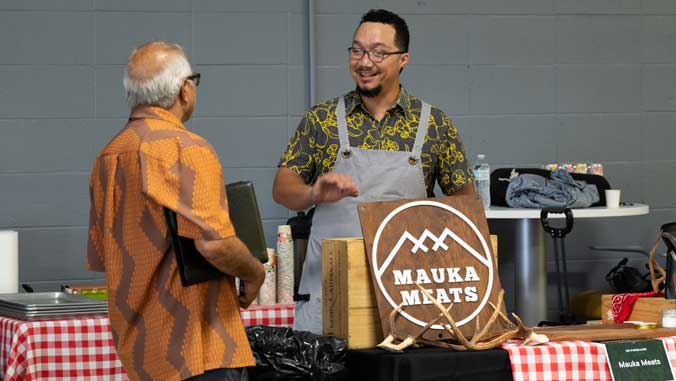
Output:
(123, 42), (192, 109)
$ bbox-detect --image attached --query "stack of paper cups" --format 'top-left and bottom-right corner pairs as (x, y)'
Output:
(276, 225), (294, 304)
(258, 248), (276, 305)
(0, 231), (18, 294)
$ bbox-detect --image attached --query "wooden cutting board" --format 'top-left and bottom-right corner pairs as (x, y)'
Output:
(534, 324), (676, 342)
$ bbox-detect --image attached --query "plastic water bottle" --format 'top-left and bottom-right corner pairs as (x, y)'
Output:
(473, 154), (491, 210)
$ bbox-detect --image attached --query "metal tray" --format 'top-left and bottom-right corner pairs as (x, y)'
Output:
(0, 304), (108, 313)
(0, 292), (107, 311)
(0, 307), (108, 321)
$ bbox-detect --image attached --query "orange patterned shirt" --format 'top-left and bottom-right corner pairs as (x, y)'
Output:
(87, 106), (254, 381)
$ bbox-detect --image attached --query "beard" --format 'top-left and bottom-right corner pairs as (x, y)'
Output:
(356, 84), (382, 98)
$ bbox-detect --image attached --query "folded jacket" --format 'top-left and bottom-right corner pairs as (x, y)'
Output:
(505, 169), (600, 208)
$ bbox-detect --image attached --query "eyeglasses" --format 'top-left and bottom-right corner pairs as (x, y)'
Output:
(347, 47), (406, 63)
(185, 73), (201, 87)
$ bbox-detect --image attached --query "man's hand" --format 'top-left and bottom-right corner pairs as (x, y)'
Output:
(273, 167), (359, 211)
(238, 269), (265, 309)
(310, 172), (359, 204)
(195, 235), (265, 308)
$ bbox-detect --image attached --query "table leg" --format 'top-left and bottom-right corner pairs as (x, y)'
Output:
(513, 219), (547, 326)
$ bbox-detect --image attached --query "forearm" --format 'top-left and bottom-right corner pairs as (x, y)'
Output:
(272, 166), (314, 211)
(195, 236), (264, 283)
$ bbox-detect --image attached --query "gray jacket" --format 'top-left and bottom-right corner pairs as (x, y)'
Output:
(505, 169), (600, 208)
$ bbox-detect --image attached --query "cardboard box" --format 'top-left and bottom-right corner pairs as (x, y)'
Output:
(322, 236), (497, 349)
(601, 294), (676, 324)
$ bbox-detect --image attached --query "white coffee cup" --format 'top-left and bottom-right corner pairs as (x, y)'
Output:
(605, 189), (621, 208)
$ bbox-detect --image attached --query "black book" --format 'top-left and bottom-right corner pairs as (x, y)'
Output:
(164, 181), (269, 287)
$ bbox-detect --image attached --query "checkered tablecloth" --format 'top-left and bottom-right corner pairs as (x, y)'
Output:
(0, 315), (126, 381)
(503, 336), (676, 381)
(241, 303), (295, 327)
(0, 303), (294, 381)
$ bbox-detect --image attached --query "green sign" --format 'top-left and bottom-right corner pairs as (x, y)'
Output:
(604, 339), (675, 381)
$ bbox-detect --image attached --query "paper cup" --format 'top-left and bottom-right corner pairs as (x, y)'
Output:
(605, 189), (621, 208)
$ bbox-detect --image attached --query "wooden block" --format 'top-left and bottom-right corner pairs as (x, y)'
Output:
(322, 235), (498, 349)
(322, 237), (382, 349)
(601, 294), (676, 324)
(535, 323), (676, 342)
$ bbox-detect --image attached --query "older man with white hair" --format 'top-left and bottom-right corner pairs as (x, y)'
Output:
(87, 41), (263, 381)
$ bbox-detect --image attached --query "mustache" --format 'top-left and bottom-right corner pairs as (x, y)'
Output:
(355, 68), (378, 74)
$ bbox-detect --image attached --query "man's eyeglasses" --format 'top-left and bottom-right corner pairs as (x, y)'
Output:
(185, 73), (201, 87)
(347, 47), (406, 63)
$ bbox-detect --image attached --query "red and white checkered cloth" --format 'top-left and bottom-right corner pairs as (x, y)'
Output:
(503, 336), (676, 381)
(241, 303), (295, 327)
(0, 304), (294, 381)
(0, 315), (126, 381)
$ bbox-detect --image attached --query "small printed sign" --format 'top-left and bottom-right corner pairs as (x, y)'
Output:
(604, 339), (675, 381)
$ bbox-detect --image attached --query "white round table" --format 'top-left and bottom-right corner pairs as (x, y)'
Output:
(485, 203), (649, 325)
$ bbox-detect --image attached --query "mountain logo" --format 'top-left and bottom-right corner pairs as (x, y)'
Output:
(371, 200), (493, 329)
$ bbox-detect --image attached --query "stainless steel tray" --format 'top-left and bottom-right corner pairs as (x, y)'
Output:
(0, 307), (108, 321)
(0, 292), (107, 311)
(0, 304), (108, 313)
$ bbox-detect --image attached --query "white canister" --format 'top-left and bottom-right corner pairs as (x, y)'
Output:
(662, 309), (676, 328)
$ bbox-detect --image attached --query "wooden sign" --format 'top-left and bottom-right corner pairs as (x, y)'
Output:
(357, 195), (509, 341)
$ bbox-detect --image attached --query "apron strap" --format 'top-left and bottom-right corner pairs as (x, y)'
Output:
(410, 101), (431, 163)
(336, 97), (351, 156)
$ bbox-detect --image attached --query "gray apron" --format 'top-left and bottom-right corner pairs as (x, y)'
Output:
(293, 96), (431, 333)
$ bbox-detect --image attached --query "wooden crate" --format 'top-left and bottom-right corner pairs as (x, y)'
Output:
(322, 236), (498, 349)
(601, 294), (676, 324)
(322, 237), (381, 349)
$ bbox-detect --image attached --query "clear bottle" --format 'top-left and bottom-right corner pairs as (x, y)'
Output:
(473, 154), (491, 210)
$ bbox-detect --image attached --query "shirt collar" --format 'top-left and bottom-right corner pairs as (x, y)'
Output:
(344, 86), (413, 115)
(128, 105), (186, 129)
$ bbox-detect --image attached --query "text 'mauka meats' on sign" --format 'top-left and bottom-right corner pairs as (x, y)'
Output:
(358, 195), (510, 341)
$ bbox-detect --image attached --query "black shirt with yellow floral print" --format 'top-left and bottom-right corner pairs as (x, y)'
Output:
(279, 87), (474, 196)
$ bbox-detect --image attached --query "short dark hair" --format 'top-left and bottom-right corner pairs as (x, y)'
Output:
(359, 9), (409, 52)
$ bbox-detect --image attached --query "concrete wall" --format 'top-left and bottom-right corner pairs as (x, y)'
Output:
(1, 0), (675, 318)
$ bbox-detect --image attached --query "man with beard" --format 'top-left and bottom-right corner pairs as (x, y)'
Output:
(272, 9), (475, 334)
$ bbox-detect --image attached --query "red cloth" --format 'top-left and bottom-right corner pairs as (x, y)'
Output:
(503, 336), (676, 381)
(608, 291), (661, 323)
(0, 304), (294, 381)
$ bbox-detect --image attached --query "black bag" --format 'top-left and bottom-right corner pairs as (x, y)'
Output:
(225, 181), (269, 263)
(246, 325), (348, 381)
(164, 207), (223, 287)
(164, 181), (269, 287)
(605, 258), (652, 293)
(490, 168), (611, 207)
(287, 208), (314, 301)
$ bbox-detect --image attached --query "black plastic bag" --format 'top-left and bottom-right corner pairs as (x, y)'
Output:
(605, 258), (652, 293)
(246, 325), (348, 381)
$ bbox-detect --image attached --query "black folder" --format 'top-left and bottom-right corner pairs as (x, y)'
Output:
(164, 181), (269, 287)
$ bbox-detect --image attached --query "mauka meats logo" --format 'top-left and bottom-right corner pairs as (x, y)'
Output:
(371, 200), (494, 330)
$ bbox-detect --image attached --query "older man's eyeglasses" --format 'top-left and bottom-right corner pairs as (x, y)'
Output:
(185, 73), (201, 87)
(347, 47), (406, 63)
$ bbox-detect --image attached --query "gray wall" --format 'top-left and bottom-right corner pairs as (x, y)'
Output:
(1, 0), (675, 318)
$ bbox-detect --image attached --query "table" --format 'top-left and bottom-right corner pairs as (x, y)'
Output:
(348, 336), (676, 381)
(0, 303), (294, 381)
(347, 346), (513, 381)
(486, 204), (649, 325)
(503, 336), (676, 381)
